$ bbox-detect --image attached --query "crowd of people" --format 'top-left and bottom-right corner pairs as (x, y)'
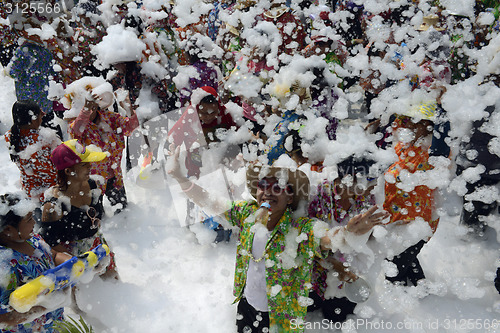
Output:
(0, 0), (500, 332)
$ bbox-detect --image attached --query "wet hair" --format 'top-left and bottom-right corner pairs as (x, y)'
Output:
(8, 101), (42, 163)
(123, 10), (143, 35)
(388, 5), (410, 26)
(187, 46), (202, 64)
(0, 193), (24, 232)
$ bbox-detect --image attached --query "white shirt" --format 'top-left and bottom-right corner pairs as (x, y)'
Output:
(244, 224), (271, 312)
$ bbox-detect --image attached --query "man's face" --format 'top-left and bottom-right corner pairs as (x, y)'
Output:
(256, 177), (294, 216)
(197, 101), (219, 125)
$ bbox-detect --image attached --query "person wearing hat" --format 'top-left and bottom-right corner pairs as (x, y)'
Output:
(256, 0), (307, 57)
(410, 19), (452, 92)
(39, 140), (117, 277)
(382, 108), (441, 286)
(168, 86), (238, 179)
(0, 192), (72, 332)
(167, 147), (388, 332)
(66, 78), (139, 213)
(178, 33), (222, 107)
(167, 86), (239, 240)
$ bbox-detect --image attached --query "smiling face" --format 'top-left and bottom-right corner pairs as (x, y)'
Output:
(256, 177), (294, 218)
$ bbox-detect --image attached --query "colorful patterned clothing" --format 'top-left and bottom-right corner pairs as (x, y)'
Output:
(225, 200), (326, 332)
(207, 1), (231, 41)
(0, 234), (64, 332)
(309, 181), (376, 227)
(308, 182), (375, 298)
(4, 129), (59, 202)
(179, 60), (220, 106)
(265, 110), (301, 165)
(383, 142), (439, 233)
(9, 42), (55, 114)
(409, 60), (451, 91)
(68, 109), (139, 192)
(39, 179), (116, 271)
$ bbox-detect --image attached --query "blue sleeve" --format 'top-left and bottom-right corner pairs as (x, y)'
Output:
(0, 264), (18, 314)
(9, 46), (29, 79)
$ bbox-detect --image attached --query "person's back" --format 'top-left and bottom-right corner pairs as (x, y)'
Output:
(9, 41), (55, 115)
(5, 101), (59, 202)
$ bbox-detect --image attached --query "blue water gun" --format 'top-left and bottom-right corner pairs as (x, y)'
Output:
(9, 244), (110, 313)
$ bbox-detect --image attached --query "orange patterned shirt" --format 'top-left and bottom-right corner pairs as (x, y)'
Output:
(68, 109), (139, 192)
(5, 129), (59, 201)
(383, 142), (439, 233)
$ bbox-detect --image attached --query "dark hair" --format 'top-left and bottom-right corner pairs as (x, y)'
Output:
(9, 100), (42, 162)
(56, 169), (70, 191)
(310, 66), (328, 99)
(76, 0), (100, 15)
(0, 193), (24, 231)
(200, 95), (217, 105)
(286, 128), (302, 154)
(337, 156), (375, 179)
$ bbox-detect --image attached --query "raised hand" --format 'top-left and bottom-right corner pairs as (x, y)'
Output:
(346, 206), (390, 235)
(166, 144), (185, 181)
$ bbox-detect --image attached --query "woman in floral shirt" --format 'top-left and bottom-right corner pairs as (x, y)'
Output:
(0, 193), (71, 332)
(5, 101), (60, 202)
(168, 148), (388, 332)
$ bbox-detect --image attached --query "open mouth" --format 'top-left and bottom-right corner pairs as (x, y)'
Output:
(262, 198), (277, 205)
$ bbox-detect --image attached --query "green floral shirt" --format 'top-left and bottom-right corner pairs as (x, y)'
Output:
(225, 200), (327, 332)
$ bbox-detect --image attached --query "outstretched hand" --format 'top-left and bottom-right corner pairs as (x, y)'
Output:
(346, 206), (390, 235)
(166, 144), (184, 181)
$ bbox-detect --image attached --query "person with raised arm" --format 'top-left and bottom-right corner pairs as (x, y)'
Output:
(167, 146), (389, 332)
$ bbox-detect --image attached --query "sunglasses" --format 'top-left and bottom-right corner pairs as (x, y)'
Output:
(257, 178), (294, 195)
(87, 207), (101, 230)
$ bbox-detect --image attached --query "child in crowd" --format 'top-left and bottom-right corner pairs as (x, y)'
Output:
(168, 86), (238, 241)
